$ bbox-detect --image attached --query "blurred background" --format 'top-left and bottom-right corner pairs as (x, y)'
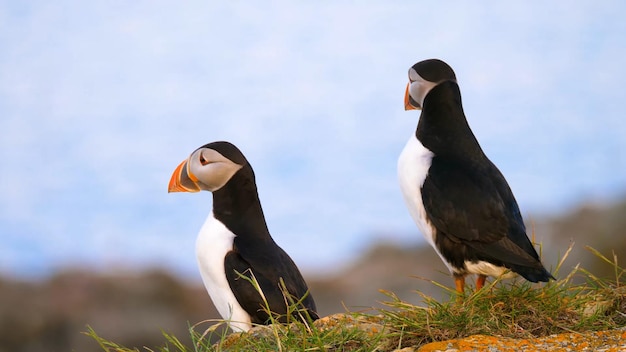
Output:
(1, 1), (625, 351)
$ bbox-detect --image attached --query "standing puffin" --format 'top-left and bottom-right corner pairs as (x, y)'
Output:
(398, 59), (553, 294)
(168, 141), (318, 331)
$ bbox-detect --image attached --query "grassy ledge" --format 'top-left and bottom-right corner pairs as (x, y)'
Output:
(85, 245), (626, 351)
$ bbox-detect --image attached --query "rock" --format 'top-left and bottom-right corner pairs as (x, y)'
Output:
(416, 328), (626, 352)
(214, 313), (626, 351)
(314, 313), (386, 337)
(216, 313), (390, 350)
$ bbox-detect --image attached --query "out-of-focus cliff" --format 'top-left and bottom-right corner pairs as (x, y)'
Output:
(1, 197), (625, 352)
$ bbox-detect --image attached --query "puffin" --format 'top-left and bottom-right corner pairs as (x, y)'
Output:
(168, 141), (318, 331)
(398, 59), (554, 294)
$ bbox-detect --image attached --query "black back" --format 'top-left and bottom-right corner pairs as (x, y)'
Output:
(209, 143), (318, 324)
(417, 81), (553, 282)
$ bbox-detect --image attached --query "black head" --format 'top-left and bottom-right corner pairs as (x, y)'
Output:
(196, 141), (248, 166)
(405, 59), (457, 110)
(410, 59), (456, 83)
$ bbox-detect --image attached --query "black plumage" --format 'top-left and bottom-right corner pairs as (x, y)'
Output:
(400, 60), (553, 292)
(169, 141), (318, 331)
(210, 143), (319, 323)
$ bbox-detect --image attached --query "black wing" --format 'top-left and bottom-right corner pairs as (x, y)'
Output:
(422, 155), (542, 268)
(224, 239), (318, 325)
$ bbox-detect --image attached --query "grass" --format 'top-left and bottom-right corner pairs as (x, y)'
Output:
(85, 245), (626, 351)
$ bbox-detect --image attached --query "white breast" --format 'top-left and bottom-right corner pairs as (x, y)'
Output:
(195, 212), (252, 332)
(398, 135), (454, 273)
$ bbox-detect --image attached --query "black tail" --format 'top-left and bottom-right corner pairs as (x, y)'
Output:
(513, 265), (555, 283)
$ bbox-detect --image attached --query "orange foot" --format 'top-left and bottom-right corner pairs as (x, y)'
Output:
(476, 274), (487, 290)
(454, 275), (465, 294)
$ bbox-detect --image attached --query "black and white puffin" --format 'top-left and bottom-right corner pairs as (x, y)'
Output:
(168, 141), (318, 331)
(398, 59), (553, 294)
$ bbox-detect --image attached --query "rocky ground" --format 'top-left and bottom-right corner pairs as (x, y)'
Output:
(1, 197), (625, 351)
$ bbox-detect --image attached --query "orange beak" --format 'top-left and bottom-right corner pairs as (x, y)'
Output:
(404, 83), (419, 110)
(168, 160), (201, 193)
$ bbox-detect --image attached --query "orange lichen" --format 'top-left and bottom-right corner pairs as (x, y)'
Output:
(417, 329), (626, 351)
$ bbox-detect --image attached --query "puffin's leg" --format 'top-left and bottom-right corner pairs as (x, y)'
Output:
(454, 274), (465, 294)
(476, 274), (487, 290)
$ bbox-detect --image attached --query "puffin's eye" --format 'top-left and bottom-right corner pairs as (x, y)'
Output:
(199, 154), (208, 165)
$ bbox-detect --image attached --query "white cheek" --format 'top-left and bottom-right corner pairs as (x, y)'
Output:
(409, 68), (420, 82)
(408, 79), (437, 107)
(409, 81), (424, 106)
(193, 162), (243, 192)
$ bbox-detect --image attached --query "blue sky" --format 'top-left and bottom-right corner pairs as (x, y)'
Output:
(1, 1), (625, 279)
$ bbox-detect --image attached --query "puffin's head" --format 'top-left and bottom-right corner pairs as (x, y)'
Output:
(168, 141), (247, 193)
(404, 59), (457, 110)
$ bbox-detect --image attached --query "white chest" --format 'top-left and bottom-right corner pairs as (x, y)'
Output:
(398, 135), (455, 271)
(195, 213), (252, 332)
